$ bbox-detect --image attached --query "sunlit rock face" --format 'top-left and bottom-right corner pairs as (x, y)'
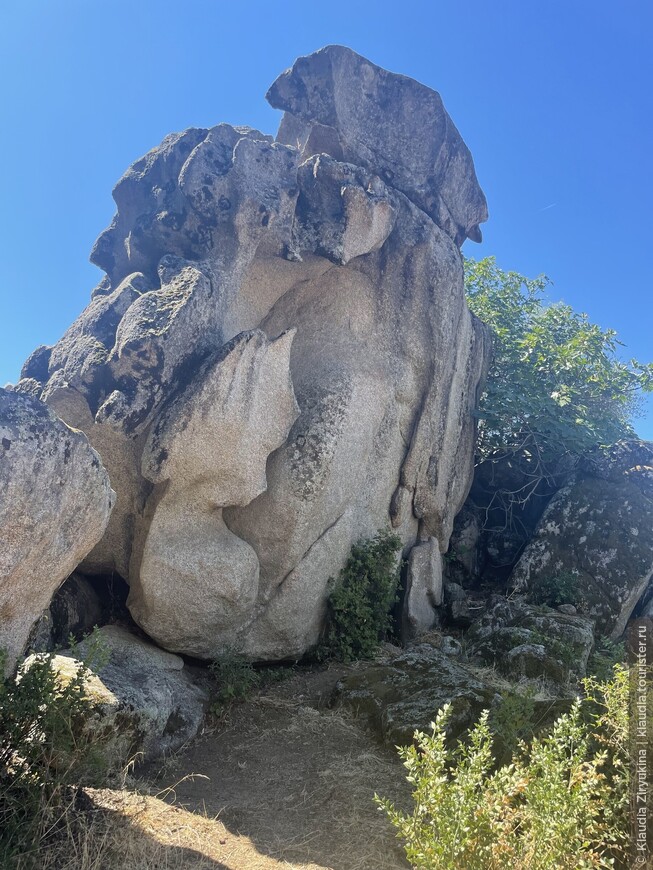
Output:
(16, 46), (490, 660)
(0, 389), (114, 673)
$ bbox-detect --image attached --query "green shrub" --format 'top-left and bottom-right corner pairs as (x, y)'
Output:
(582, 664), (630, 848)
(488, 687), (537, 762)
(0, 646), (108, 867)
(465, 257), (653, 474)
(318, 529), (402, 662)
(529, 570), (579, 607)
(464, 257), (653, 532)
(209, 653), (262, 715)
(378, 666), (629, 869)
(587, 638), (626, 681)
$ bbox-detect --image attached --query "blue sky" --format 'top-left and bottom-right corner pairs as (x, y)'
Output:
(1, 0), (651, 437)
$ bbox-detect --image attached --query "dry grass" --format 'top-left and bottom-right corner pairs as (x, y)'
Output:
(5, 665), (411, 870)
(155, 691), (411, 870)
(90, 787), (327, 869)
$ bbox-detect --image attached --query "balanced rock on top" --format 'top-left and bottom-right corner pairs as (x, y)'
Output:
(12, 46), (490, 661)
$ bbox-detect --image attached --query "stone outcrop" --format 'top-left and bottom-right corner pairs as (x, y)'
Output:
(22, 626), (208, 761)
(335, 643), (499, 745)
(15, 47), (490, 660)
(335, 608), (588, 746)
(510, 440), (653, 638)
(130, 329), (299, 658)
(465, 597), (595, 682)
(268, 45), (488, 246)
(0, 389), (114, 673)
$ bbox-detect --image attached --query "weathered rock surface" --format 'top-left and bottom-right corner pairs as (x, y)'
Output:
(403, 537), (443, 637)
(510, 441), (653, 638)
(335, 613), (586, 746)
(465, 597), (595, 682)
(334, 643), (499, 745)
(129, 329), (299, 658)
(17, 47), (489, 661)
(0, 389), (114, 673)
(268, 45), (488, 246)
(23, 626), (208, 762)
(443, 580), (475, 627)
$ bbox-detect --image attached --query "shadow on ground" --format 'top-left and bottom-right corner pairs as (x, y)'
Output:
(133, 666), (411, 870)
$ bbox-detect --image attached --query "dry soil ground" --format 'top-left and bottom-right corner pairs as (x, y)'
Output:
(87, 664), (412, 870)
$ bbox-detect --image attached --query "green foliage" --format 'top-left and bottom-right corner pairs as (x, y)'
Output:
(529, 570), (579, 607)
(582, 665), (631, 856)
(465, 256), (653, 481)
(317, 530), (403, 662)
(488, 687), (537, 761)
(208, 654), (296, 716)
(0, 646), (109, 867)
(587, 639), (626, 681)
(378, 667), (629, 869)
(209, 653), (262, 715)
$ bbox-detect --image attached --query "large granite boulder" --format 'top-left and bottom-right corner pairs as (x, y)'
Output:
(15, 47), (490, 661)
(510, 441), (653, 638)
(0, 389), (114, 674)
(129, 329), (299, 658)
(268, 44), (488, 246)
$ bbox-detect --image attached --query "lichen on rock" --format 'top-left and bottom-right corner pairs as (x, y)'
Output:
(13, 46), (491, 661)
(510, 440), (653, 638)
(0, 388), (114, 673)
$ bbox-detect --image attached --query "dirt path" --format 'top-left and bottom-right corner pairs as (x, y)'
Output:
(91, 666), (412, 869)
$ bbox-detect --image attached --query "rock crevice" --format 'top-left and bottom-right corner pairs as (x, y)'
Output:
(12, 46), (490, 660)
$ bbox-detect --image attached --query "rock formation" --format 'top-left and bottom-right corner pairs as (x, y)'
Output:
(465, 597), (595, 682)
(510, 440), (653, 638)
(0, 389), (114, 673)
(335, 642), (499, 745)
(22, 626), (208, 760)
(12, 46), (490, 661)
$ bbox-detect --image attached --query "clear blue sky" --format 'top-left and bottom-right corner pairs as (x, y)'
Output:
(1, 0), (651, 437)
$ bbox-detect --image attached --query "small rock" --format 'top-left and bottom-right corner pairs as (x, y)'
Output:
(444, 581), (472, 628)
(441, 636), (463, 656)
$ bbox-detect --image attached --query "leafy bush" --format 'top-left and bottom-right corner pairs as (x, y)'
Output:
(488, 687), (537, 762)
(378, 667), (629, 869)
(0, 646), (109, 867)
(529, 570), (579, 608)
(209, 653), (262, 715)
(587, 638), (626, 681)
(465, 257), (653, 516)
(209, 655), (295, 716)
(318, 529), (403, 662)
